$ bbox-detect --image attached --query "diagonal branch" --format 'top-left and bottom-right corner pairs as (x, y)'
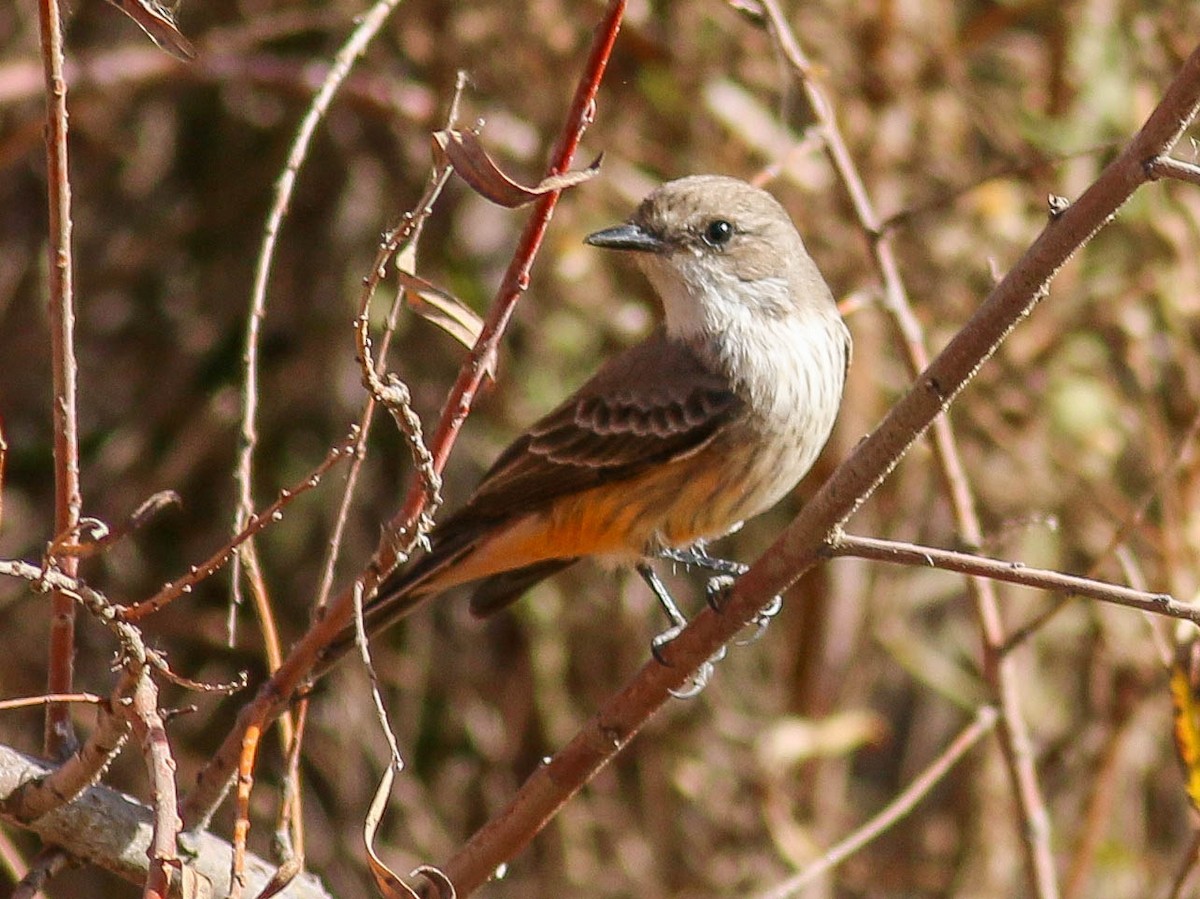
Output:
(424, 38), (1200, 898)
(756, 1), (1058, 893)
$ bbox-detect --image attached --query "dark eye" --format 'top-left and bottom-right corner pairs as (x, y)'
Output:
(702, 219), (735, 247)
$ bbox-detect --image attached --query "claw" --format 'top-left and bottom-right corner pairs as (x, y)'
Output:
(705, 575), (737, 612)
(759, 594), (783, 619)
(670, 661), (712, 698)
(651, 623), (686, 664)
(637, 558), (735, 696)
(656, 642), (728, 699)
(734, 594), (784, 646)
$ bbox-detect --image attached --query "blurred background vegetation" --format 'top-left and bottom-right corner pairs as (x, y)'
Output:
(3, 0), (1200, 896)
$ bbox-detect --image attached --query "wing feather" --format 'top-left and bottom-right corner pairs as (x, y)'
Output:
(453, 329), (739, 523)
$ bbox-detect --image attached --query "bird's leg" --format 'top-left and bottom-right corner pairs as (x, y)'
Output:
(635, 562), (725, 698)
(636, 561), (687, 648)
(658, 543), (783, 640)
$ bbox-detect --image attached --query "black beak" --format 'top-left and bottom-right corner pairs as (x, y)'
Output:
(584, 222), (665, 253)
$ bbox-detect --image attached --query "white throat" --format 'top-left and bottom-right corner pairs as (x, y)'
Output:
(639, 251), (792, 342)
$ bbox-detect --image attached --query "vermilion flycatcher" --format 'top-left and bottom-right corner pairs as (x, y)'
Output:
(327, 175), (850, 662)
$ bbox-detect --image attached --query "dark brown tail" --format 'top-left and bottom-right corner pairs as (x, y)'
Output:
(312, 550), (577, 678)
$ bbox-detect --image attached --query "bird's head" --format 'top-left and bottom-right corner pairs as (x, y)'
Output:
(585, 175), (832, 339)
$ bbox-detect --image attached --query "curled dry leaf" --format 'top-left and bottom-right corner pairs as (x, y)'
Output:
(412, 866), (456, 899)
(432, 128), (601, 208)
(396, 269), (496, 380)
(364, 765), (421, 899)
(104, 0), (197, 61)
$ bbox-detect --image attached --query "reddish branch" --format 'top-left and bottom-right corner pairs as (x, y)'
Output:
(179, 0), (627, 831)
(381, 0), (625, 559)
(422, 40), (1200, 898)
(36, 0), (82, 760)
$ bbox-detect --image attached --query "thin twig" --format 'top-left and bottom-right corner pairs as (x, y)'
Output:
(753, 707), (998, 899)
(822, 533), (1195, 623)
(352, 580), (405, 772)
(48, 491), (181, 560)
(229, 721), (261, 899)
(0, 693), (104, 712)
(1, 669), (136, 822)
(122, 428), (358, 621)
(36, 0), (82, 762)
(229, 0), (408, 636)
(1146, 155), (1200, 187)
(757, 2), (1058, 892)
(270, 701), (308, 894)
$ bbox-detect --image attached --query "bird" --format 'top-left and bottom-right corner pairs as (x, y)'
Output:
(320, 174), (850, 670)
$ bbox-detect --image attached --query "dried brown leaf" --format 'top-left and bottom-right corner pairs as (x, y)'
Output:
(1171, 640), (1200, 813)
(432, 128), (601, 207)
(396, 269), (496, 380)
(363, 766), (421, 898)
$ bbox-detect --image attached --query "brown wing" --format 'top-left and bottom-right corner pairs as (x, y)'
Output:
(449, 328), (740, 524)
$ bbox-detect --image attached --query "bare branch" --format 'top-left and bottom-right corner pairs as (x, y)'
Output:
(0, 742), (331, 899)
(427, 38), (1200, 899)
(36, 0), (82, 761)
(823, 534), (1194, 623)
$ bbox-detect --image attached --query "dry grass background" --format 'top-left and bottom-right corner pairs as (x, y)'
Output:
(3, 0), (1200, 896)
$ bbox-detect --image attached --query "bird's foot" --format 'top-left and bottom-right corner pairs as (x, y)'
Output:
(651, 622), (728, 698)
(706, 574), (783, 644)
